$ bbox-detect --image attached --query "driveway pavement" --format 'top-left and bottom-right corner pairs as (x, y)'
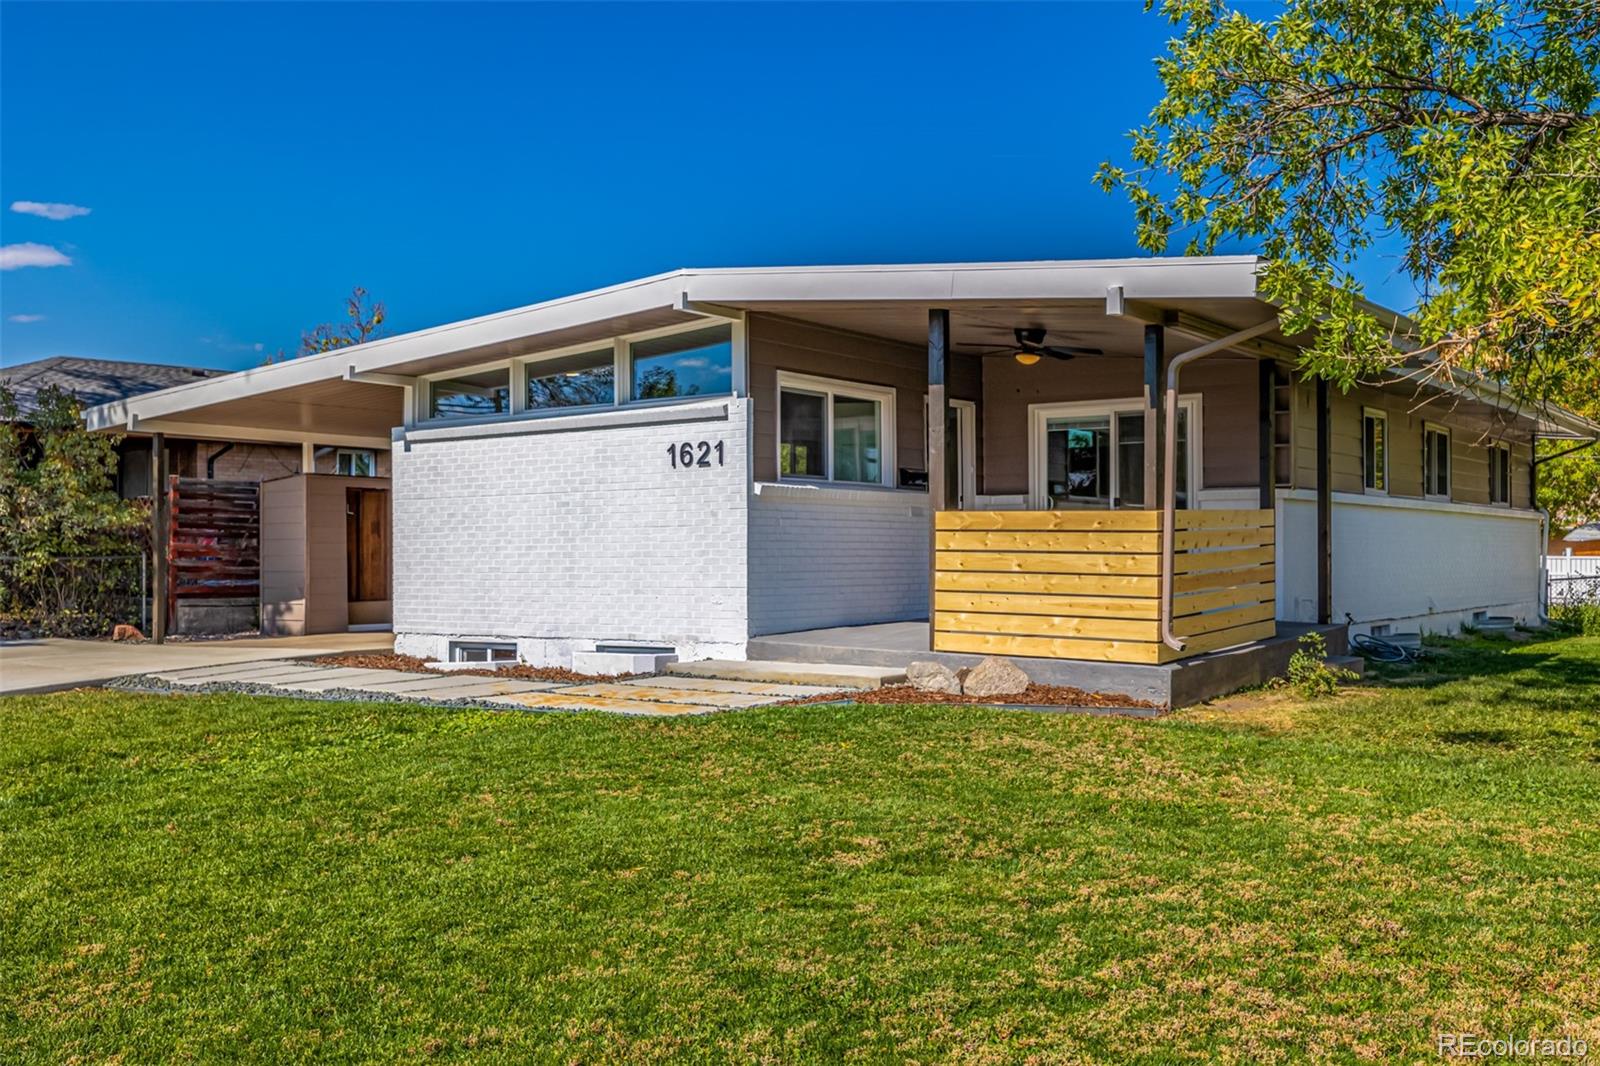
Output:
(0, 632), (394, 696)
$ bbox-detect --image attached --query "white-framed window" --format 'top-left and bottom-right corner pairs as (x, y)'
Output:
(428, 367), (512, 420)
(1424, 424), (1451, 499)
(525, 347), (615, 411)
(410, 319), (746, 426)
(1027, 396), (1201, 510)
(627, 324), (734, 403)
(776, 372), (897, 487)
(1361, 407), (1388, 493)
(449, 641), (516, 664)
(335, 448), (378, 477)
(1489, 442), (1512, 506)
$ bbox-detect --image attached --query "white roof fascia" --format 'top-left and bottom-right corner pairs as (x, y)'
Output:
(83, 269), (692, 432)
(683, 256), (1265, 305)
(83, 258), (1268, 432)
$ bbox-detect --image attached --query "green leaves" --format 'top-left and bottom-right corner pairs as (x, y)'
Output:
(1103, 0), (1600, 434)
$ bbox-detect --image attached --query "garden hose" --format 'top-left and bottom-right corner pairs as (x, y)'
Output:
(1351, 633), (1419, 664)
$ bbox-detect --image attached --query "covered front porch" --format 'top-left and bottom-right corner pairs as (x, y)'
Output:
(749, 619), (1345, 708)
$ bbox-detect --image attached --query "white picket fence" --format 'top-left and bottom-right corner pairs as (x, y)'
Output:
(1547, 554), (1600, 604)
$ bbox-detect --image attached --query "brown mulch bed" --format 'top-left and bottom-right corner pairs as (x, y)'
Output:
(308, 653), (626, 685)
(783, 683), (1160, 711)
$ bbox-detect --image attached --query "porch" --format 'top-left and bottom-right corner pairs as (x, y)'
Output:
(749, 619), (1346, 709)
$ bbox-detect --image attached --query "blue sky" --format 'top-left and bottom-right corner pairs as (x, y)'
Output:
(0, 2), (1411, 371)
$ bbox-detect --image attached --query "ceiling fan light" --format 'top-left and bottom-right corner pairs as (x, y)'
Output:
(1013, 351), (1042, 366)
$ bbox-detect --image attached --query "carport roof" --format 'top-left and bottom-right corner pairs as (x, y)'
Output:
(82, 256), (1598, 442)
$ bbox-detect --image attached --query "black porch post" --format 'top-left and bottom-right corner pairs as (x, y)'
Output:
(1258, 360), (1276, 510)
(1143, 323), (1164, 509)
(928, 309), (950, 648)
(1315, 376), (1332, 624)
(150, 431), (168, 644)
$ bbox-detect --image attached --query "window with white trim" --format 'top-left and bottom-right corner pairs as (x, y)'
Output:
(430, 367), (511, 420)
(335, 448), (377, 477)
(1489, 442), (1512, 505)
(1361, 408), (1388, 493)
(527, 348), (614, 411)
(777, 373), (896, 486)
(449, 641), (516, 664)
(1031, 397), (1198, 509)
(1424, 424), (1451, 498)
(629, 324), (733, 401)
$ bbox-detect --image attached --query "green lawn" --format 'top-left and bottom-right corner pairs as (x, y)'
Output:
(3, 638), (1598, 1063)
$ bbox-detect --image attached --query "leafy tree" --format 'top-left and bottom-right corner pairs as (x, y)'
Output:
(1097, 0), (1600, 517)
(0, 384), (147, 634)
(263, 286), (387, 363)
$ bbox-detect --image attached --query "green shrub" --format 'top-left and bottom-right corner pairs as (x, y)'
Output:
(1549, 602), (1600, 637)
(1286, 631), (1357, 698)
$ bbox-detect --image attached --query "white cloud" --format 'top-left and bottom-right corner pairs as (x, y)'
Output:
(11, 201), (91, 221)
(0, 243), (73, 270)
(7, 314), (46, 323)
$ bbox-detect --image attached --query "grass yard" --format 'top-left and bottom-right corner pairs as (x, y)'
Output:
(3, 637), (1598, 1063)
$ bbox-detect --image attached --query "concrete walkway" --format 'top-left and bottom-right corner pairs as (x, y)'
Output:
(127, 661), (839, 716)
(0, 632), (394, 696)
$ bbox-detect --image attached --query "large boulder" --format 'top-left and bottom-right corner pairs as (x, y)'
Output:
(906, 660), (962, 694)
(962, 656), (1030, 698)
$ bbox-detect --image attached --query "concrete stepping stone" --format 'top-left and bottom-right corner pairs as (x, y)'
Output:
(352, 674), (559, 695)
(555, 683), (775, 708)
(618, 675), (833, 698)
(221, 665), (343, 683)
(665, 659), (905, 689)
(152, 661), (307, 683)
(287, 668), (422, 692)
(360, 677), (555, 700)
(485, 691), (712, 715)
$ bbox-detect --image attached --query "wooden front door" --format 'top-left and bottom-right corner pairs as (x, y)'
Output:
(345, 488), (390, 603)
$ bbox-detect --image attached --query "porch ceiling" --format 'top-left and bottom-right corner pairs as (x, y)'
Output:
(124, 377), (402, 446)
(730, 297), (1297, 359)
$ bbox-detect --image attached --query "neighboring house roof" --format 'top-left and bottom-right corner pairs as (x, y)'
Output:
(79, 257), (1600, 444)
(1559, 523), (1600, 543)
(1, 356), (222, 420)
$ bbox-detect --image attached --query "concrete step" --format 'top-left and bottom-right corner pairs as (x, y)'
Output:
(665, 659), (905, 690)
(1328, 655), (1366, 679)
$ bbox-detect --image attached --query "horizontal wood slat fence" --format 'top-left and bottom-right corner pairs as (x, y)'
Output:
(933, 509), (1275, 664)
(167, 476), (260, 621)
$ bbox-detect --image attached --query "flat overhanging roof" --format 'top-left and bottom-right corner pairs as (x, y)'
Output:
(82, 256), (1597, 442)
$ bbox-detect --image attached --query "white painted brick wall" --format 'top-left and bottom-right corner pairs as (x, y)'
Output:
(748, 482), (928, 635)
(1276, 490), (1542, 633)
(391, 400), (750, 665)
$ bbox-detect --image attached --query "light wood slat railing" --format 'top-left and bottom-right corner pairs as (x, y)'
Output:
(933, 509), (1275, 664)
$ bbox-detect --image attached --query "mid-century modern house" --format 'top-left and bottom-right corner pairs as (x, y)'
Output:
(84, 258), (1597, 695)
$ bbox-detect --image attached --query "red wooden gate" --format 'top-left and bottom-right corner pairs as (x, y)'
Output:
(166, 477), (260, 621)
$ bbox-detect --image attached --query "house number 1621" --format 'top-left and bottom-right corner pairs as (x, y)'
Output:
(667, 440), (724, 468)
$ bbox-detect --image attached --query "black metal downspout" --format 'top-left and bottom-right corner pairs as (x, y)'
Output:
(205, 441), (235, 479)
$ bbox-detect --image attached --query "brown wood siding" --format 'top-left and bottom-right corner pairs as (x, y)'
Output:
(746, 313), (979, 484)
(1296, 380), (1537, 507)
(259, 476), (307, 636)
(980, 354), (1259, 496)
(259, 474), (391, 636)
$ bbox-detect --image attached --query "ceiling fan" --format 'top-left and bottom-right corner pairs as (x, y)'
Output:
(969, 328), (1103, 366)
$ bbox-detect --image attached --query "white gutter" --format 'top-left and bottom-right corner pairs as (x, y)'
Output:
(1160, 318), (1283, 652)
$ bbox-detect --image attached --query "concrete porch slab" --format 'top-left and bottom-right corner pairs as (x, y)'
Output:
(747, 621), (1348, 708)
